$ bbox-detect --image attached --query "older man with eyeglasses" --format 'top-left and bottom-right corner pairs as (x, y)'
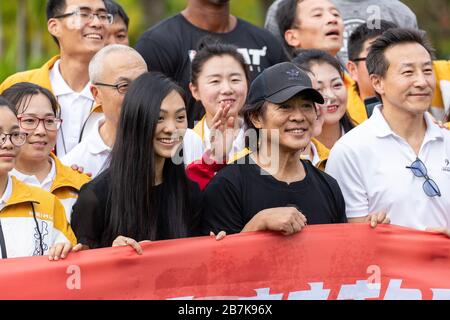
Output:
(0, 0), (112, 157)
(61, 45), (147, 178)
(326, 28), (450, 234)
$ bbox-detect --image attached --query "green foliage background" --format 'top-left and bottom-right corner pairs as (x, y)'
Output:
(0, 0), (448, 82)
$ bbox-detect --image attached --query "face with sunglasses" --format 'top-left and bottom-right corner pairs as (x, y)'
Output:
(16, 93), (61, 163)
(0, 107), (27, 175)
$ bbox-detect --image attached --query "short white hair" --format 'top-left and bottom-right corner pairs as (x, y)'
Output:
(88, 44), (146, 83)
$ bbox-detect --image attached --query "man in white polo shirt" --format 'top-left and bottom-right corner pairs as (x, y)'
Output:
(326, 28), (450, 231)
(62, 45), (147, 178)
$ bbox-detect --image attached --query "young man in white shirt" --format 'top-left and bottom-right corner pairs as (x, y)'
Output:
(326, 28), (450, 232)
(61, 45), (147, 177)
(0, 0), (112, 156)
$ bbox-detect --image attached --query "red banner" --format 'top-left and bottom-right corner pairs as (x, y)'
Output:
(1, 224), (450, 300)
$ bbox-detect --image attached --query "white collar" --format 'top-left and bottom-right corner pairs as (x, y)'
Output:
(10, 158), (56, 191)
(50, 59), (93, 99)
(0, 175), (13, 209)
(87, 117), (112, 155)
(309, 142), (321, 166)
(301, 142), (321, 166)
(371, 105), (444, 143)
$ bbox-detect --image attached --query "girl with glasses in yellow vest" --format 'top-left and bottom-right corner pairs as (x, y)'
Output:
(2, 82), (91, 224)
(0, 97), (78, 259)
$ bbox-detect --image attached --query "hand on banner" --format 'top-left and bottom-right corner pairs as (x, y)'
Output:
(367, 211), (390, 228)
(112, 236), (143, 255)
(348, 211), (390, 228)
(71, 164), (92, 177)
(426, 227), (450, 238)
(242, 207), (307, 235)
(210, 231), (227, 241)
(48, 243), (83, 261)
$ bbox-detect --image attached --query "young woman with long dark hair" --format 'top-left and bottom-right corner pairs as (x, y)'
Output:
(71, 72), (219, 253)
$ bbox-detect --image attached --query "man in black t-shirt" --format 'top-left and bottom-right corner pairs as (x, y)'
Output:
(202, 62), (347, 236)
(135, 0), (287, 126)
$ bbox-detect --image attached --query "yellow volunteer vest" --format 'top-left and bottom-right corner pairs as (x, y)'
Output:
(2, 177), (77, 247)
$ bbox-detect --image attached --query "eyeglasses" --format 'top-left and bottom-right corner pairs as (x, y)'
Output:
(93, 82), (129, 94)
(18, 115), (62, 132)
(0, 132), (28, 147)
(406, 158), (441, 197)
(352, 57), (367, 62)
(54, 7), (113, 25)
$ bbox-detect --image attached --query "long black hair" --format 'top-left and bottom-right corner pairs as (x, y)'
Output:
(293, 49), (355, 133)
(105, 72), (193, 244)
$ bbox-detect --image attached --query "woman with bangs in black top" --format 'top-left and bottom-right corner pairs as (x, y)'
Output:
(71, 72), (212, 253)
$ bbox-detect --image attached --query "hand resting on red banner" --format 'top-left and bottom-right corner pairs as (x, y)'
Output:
(241, 206), (307, 235)
(112, 236), (144, 255)
(426, 227), (450, 238)
(348, 211), (390, 228)
(48, 243), (84, 261)
(209, 231), (227, 241)
(111, 231), (227, 254)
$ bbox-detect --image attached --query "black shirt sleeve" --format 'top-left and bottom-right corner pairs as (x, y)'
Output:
(330, 177), (347, 223)
(266, 32), (289, 65)
(187, 180), (204, 237)
(311, 164), (347, 224)
(201, 172), (245, 235)
(71, 184), (105, 249)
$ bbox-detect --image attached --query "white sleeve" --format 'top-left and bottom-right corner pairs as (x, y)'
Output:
(325, 142), (369, 218)
(440, 80), (450, 115)
(182, 129), (204, 166)
(60, 147), (77, 167)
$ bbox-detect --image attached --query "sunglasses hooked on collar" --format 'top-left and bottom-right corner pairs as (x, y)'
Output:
(406, 157), (441, 197)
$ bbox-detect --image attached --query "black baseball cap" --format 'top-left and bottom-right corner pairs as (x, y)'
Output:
(248, 62), (324, 105)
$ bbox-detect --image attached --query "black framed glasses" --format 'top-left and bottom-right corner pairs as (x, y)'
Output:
(352, 57), (367, 62)
(406, 158), (441, 197)
(54, 7), (113, 25)
(0, 132), (28, 147)
(18, 115), (62, 132)
(94, 82), (129, 94)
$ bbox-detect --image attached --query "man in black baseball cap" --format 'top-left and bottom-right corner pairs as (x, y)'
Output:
(247, 61), (324, 105)
(239, 60), (326, 160)
(202, 62), (347, 240)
